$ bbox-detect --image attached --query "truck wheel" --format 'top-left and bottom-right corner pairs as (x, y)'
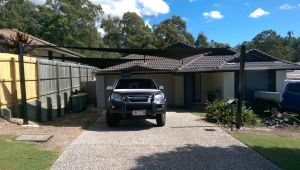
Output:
(269, 105), (280, 115)
(156, 113), (166, 127)
(106, 110), (120, 127)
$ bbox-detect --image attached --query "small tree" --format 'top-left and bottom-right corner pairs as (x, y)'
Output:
(4, 30), (36, 55)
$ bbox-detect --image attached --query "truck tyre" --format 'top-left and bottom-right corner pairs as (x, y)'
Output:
(156, 113), (166, 127)
(106, 110), (120, 127)
(269, 104), (281, 115)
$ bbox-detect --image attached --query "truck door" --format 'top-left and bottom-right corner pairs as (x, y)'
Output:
(282, 82), (300, 111)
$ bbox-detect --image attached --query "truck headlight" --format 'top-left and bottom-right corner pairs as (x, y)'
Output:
(154, 93), (164, 102)
(111, 93), (123, 102)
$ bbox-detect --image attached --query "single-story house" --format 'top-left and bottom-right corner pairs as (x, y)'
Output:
(0, 29), (85, 59)
(94, 42), (300, 110)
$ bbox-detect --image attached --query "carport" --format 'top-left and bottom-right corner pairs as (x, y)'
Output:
(24, 44), (246, 128)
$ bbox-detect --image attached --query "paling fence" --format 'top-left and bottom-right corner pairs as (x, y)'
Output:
(0, 53), (96, 121)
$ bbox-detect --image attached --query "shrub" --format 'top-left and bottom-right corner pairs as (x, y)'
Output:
(205, 98), (260, 126)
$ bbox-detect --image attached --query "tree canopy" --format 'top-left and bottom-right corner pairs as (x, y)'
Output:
(154, 15), (194, 48)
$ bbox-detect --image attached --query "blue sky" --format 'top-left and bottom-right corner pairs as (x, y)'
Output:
(31, 0), (300, 47)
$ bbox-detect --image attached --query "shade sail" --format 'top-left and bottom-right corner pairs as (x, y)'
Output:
(28, 45), (226, 60)
(34, 55), (143, 68)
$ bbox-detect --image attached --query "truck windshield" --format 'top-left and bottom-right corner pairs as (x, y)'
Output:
(115, 79), (157, 89)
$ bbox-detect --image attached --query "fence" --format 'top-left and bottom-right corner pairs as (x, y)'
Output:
(0, 53), (96, 121)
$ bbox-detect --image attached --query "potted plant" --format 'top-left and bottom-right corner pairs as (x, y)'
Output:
(206, 89), (221, 103)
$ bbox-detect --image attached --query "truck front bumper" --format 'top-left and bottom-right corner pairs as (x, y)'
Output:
(107, 100), (166, 119)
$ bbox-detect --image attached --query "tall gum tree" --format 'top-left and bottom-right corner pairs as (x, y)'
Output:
(33, 0), (105, 57)
(120, 12), (154, 49)
(101, 12), (155, 49)
(154, 15), (194, 48)
(0, 0), (38, 35)
(195, 32), (209, 48)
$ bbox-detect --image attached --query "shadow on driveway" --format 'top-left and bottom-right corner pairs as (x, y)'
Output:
(129, 144), (281, 170)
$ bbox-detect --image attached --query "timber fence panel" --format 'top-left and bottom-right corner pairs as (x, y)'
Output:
(58, 63), (72, 115)
(39, 60), (57, 97)
(80, 66), (88, 92)
(38, 59), (58, 121)
(1, 54), (97, 121)
(0, 54), (37, 118)
(0, 58), (13, 111)
(71, 65), (81, 92)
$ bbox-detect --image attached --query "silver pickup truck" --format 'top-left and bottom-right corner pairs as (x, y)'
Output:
(106, 77), (167, 127)
(255, 80), (300, 115)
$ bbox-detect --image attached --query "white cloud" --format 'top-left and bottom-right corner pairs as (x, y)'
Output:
(144, 19), (152, 28)
(245, 3), (249, 6)
(182, 17), (191, 22)
(299, 4), (300, 7)
(30, 0), (170, 17)
(213, 4), (220, 7)
(189, 0), (196, 2)
(138, 0), (169, 16)
(203, 11), (224, 19)
(29, 0), (46, 4)
(249, 8), (270, 18)
(98, 28), (105, 36)
(279, 4), (295, 10)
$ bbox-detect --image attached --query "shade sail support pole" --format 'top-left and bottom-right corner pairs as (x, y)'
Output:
(18, 42), (28, 125)
(236, 45), (246, 129)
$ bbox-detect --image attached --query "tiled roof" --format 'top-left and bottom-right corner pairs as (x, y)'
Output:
(0, 29), (85, 58)
(99, 55), (181, 72)
(223, 61), (299, 69)
(178, 54), (238, 71)
(95, 47), (300, 74)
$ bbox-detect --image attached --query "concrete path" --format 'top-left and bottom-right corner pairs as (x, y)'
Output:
(51, 110), (279, 170)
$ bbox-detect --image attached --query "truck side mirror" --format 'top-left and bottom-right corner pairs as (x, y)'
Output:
(158, 85), (164, 90)
(106, 86), (113, 91)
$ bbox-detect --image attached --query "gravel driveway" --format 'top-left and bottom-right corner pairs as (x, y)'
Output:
(51, 110), (279, 170)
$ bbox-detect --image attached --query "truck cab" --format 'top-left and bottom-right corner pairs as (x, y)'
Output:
(282, 80), (300, 113)
(255, 80), (300, 115)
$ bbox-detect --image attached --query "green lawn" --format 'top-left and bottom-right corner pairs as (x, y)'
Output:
(234, 134), (300, 170)
(190, 111), (207, 117)
(0, 135), (60, 170)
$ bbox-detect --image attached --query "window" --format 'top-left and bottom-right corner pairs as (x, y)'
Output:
(115, 79), (157, 89)
(287, 83), (300, 94)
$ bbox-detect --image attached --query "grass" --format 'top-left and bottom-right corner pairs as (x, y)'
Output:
(233, 134), (300, 170)
(190, 111), (207, 117)
(0, 135), (60, 170)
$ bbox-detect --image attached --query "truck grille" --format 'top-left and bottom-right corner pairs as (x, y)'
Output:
(127, 96), (151, 102)
(126, 105), (152, 110)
